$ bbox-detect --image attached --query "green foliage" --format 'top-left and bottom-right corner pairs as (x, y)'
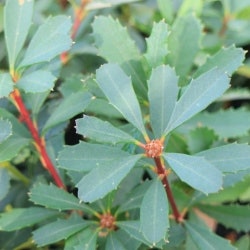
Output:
(0, 0), (249, 249)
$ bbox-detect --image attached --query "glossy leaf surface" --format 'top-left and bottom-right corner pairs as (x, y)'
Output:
(105, 233), (126, 250)
(0, 119), (12, 143)
(0, 73), (14, 98)
(0, 168), (10, 200)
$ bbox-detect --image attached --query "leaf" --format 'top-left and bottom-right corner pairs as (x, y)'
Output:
(0, 119), (12, 143)
(33, 214), (88, 247)
(77, 154), (142, 202)
(0, 73), (14, 98)
(76, 116), (135, 144)
(4, 0), (33, 69)
(19, 15), (72, 68)
(157, 0), (174, 23)
(96, 63), (146, 135)
(140, 179), (169, 245)
(92, 16), (147, 98)
(0, 207), (59, 231)
(197, 143), (250, 173)
(165, 68), (230, 134)
(42, 91), (92, 133)
(29, 183), (93, 214)
(144, 21), (169, 68)
(164, 153), (223, 194)
(148, 65), (179, 137)
(0, 168), (10, 200)
(178, 0), (203, 16)
(17, 70), (56, 93)
(58, 141), (130, 172)
(185, 221), (236, 250)
(0, 135), (30, 162)
(87, 0), (143, 10)
(167, 14), (202, 77)
(105, 233), (126, 250)
(198, 204), (250, 232)
(194, 45), (246, 77)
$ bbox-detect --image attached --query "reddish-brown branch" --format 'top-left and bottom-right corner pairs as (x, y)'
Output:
(154, 156), (182, 222)
(10, 88), (66, 189)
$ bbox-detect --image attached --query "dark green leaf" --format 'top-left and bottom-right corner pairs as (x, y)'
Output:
(96, 63), (146, 136)
(33, 214), (88, 247)
(165, 68), (230, 134)
(29, 183), (94, 214)
(43, 92), (92, 133)
(0, 168), (10, 200)
(140, 179), (169, 245)
(0, 119), (12, 143)
(144, 21), (169, 68)
(19, 15), (72, 68)
(17, 70), (56, 93)
(76, 116), (135, 144)
(4, 0), (33, 69)
(105, 232), (126, 250)
(164, 153), (223, 194)
(197, 143), (250, 172)
(0, 207), (59, 231)
(148, 65), (179, 137)
(198, 204), (250, 232)
(0, 73), (14, 98)
(194, 45), (245, 77)
(235, 235), (250, 250)
(58, 142), (130, 172)
(185, 221), (236, 250)
(77, 154), (142, 202)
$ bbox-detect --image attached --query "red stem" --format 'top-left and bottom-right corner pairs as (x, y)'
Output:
(10, 89), (66, 189)
(154, 156), (181, 222)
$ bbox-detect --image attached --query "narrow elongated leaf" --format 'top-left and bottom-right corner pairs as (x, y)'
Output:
(0, 119), (12, 143)
(33, 214), (88, 247)
(0, 207), (59, 231)
(76, 116), (135, 144)
(0, 135), (30, 162)
(167, 14), (202, 77)
(198, 204), (250, 232)
(19, 15), (72, 68)
(0, 73), (14, 98)
(144, 21), (169, 68)
(140, 179), (169, 245)
(77, 154), (142, 202)
(0, 168), (10, 200)
(164, 153), (223, 194)
(197, 143), (250, 172)
(92, 16), (147, 98)
(194, 46), (245, 77)
(165, 68), (230, 134)
(4, 0), (33, 69)
(29, 183), (93, 214)
(148, 65), (179, 137)
(58, 142), (129, 172)
(96, 63), (146, 135)
(43, 92), (92, 133)
(185, 221), (236, 250)
(17, 70), (56, 93)
(105, 233), (126, 250)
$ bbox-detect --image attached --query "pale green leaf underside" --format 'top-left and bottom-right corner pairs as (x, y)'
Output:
(0, 73), (14, 98)
(148, 65), (179, 137)
(0, 168), (10, 200)
(96, 63), (146, 135)
(4, 0), (33, 68)
(17, 70), (56, 93)
(76, 116), (135, 144)
(43, 92), (92, 133)
(185, 222), (236, 250)
(0, 207), (59, 231)
(33, 215), (88, 247)
(77, 154), (142, 202)
(140, 179), (169, 244)
(19, 15), (72, 68)
(197, 143), (250, 173)
(165, 68), (230, 134)
(58, 141), (130, 172)
(164, 153), (223, 194)
(0, 119), (12, 143)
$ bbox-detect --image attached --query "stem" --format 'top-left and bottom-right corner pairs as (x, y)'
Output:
(154, 156), (181, 222)
(10, 88), (66, 189)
